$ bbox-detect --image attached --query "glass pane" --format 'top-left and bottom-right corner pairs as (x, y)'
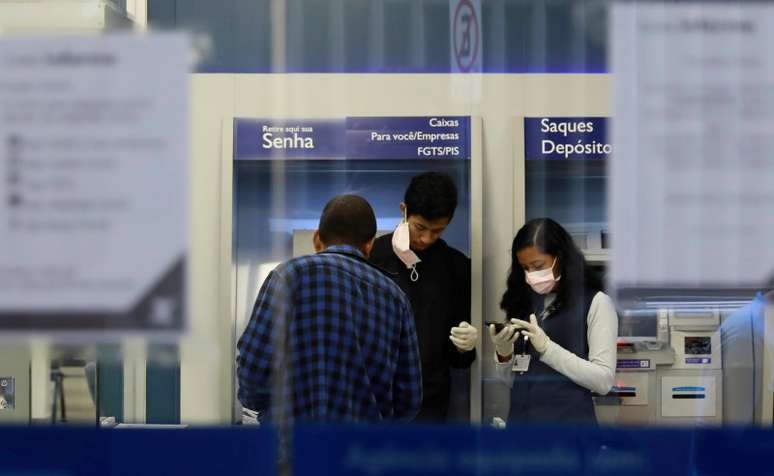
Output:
(4, 0), (774, 474)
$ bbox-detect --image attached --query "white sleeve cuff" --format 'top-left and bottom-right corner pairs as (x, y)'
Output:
(494, 351), (515, 365)
(493, 352), (515, 388)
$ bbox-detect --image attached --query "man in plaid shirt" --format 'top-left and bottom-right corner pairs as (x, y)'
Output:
(237, 194), (422, 423)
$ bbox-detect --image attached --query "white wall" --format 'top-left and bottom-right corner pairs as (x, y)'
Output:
(181, 75), (235, 423)
(182, 73), (612, 423)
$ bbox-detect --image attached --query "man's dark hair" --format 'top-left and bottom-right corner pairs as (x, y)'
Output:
(403, 172), (458, 221)
(318, 194), (376, 247)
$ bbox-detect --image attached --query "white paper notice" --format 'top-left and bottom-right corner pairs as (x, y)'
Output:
(611, 3), (774, 294)
(0, 34), (188, 333)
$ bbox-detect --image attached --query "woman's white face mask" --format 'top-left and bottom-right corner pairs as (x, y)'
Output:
(525, 258), (560, 294)
(392, 210), (421, 281)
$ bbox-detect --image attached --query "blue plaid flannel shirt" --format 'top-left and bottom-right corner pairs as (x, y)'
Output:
(237, 245), (422, 423)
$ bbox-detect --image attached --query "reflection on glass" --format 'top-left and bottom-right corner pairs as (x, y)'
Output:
(49, 346), (97, 425)
(721, 286), (774, 425)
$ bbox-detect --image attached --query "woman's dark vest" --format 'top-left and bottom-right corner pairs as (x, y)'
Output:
(508, 288), (598, 424)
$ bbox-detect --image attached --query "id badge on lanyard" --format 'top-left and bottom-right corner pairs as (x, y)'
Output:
(511, 306), (551, 374)
(512, 335), (531, 373)
(512, 353), (531, 373)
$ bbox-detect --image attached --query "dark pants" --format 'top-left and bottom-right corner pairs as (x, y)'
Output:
(413, 401), (449, 422)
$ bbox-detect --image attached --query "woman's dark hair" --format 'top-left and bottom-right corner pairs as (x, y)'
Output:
(500, 218), (603, 318)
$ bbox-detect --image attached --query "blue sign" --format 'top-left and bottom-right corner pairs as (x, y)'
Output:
(234, 119), (345, 159)
(685, 357), (711, 364)
(347, 116), (470, 159)
(617, 359), (651, 369)
(234, 117), (470, 160)
(524, 117), (610, 160)
(0, 426), (276, 476)
(294, 424), (774, 476)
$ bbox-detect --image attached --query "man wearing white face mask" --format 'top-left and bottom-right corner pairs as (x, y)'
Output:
(370, 172), (477, 421)
(489, 217), (617, 424)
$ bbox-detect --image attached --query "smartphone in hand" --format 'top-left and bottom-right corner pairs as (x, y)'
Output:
(485, 321), (508, 333)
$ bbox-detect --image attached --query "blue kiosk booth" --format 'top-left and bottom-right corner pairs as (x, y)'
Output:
(223, 116), (483, 422)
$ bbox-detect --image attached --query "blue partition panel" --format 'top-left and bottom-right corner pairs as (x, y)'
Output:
(294, 424), (774, 476)
(0, 426), (276, 476)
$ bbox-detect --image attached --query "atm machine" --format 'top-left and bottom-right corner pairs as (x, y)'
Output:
(596, 307), (724, 425)
(226, 116), (483, 422)
(597, 297), (772, 426)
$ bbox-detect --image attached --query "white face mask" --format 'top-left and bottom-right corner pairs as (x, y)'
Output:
(392, 211), (421, 282)
(525, 258), (560, 294)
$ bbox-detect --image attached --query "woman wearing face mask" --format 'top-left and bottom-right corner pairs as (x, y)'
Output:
(488, 218), (617, 424)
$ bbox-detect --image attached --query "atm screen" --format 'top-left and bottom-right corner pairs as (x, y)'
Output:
(618, 311), (658, 340)
(684, 336), (711, 355)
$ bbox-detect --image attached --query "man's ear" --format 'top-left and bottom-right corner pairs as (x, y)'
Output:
(399, 202), (407, 217)
(313, 230), (324, 253)
(361, 237), (376, 258)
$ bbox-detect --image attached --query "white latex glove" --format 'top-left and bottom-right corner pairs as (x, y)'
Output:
(488, 323), (518, 358)
(450, 321), (478, 352)
(511, 313), (550, 354)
